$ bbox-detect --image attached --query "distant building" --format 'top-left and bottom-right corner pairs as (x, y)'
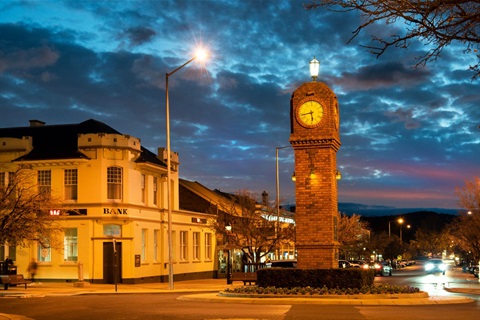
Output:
(0, 119), (216, 283)
(179, 180), (296, 269)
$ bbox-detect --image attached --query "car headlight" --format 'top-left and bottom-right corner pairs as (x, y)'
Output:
(425, 263), (434, 271)
(439, 264), (446, 271)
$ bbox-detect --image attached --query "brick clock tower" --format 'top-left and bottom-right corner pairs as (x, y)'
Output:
(289, 58), (341, 269)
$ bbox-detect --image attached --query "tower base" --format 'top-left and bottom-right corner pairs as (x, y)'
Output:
(296, 243), (339, 269)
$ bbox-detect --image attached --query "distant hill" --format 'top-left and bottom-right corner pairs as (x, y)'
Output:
(281, 202), (460, 242)
(282, 202), (461, 217)
(338, 202), (461, 217)
(359, 211), (456, 243)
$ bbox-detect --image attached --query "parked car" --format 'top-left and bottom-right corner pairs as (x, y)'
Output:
(405, 260), (416, 266)
(368, 261), (392, 276)
(266, 260), (297, 268)
(338, 260), (361, 268)
(424, 259), (446, 275)
(352, 260), (367, 267)
(473, 266), (479, 278)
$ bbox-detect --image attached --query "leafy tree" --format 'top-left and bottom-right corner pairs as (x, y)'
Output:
(412, 229), (451, 257)
(210, 190), (295, 264)
(337, 213), (371, 259)
(305, 0), (480, 79)
(367, 231), (390, 260)
(447, 177), (480, 262)
(383, 234), (406, 260)
(0, 167), (63, 248)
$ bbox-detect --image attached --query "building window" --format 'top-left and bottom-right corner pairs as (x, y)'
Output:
(179, 231), (187, 261)
(153, 229), (159, 262)
(193, 232), (200, 260)
(37, 240), (51, 262)
(107, 167), (122, 200)
(141, 229), (147, 262)
(141, 174), (146, 203)
(0, 172), (5, 191)
(205, 233), (212, 260)
(38, 170), (51, 196)
(153, 177), (158, 206)
(103, 224), (121, 237)
(64, 169), (78, 200)
(1, 245), (16, 262)
(64, 228), (78, 261)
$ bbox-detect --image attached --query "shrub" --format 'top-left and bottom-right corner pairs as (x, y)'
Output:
(256, 267), (374, 289)
(224, 284), (420, 295)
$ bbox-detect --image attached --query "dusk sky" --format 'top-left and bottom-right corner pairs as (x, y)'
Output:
(1, 1), (478, 210)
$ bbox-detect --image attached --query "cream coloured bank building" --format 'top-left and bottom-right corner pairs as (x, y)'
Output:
(0, 119), (217, 284)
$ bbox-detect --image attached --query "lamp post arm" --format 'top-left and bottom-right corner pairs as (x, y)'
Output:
(167, 57), (196, 77)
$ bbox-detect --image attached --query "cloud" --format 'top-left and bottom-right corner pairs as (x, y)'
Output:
(0, 0), (478, 209)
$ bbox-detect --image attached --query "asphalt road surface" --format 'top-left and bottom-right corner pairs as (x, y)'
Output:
(1, 262), (479, 320)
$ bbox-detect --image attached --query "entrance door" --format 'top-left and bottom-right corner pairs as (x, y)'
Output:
(103, 242), (122, 284)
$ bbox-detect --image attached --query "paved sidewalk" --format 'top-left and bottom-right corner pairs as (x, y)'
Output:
(0, 278), (242, 297)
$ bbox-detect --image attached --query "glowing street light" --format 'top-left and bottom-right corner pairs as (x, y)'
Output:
(165, 47), (208, 290)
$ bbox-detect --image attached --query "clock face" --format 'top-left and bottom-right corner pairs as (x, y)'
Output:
(297, 100), (324, 128)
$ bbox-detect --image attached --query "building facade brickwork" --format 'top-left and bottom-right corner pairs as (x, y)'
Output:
(290, 81), (341, 269)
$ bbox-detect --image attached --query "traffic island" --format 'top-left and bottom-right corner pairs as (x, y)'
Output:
(177, 291), (474, 305)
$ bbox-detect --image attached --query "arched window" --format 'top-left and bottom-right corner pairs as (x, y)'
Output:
(103, 224), (122, 237)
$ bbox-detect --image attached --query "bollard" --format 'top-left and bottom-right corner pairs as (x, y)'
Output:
(78, 261), (84, 281)
(74, 261), (90, 287)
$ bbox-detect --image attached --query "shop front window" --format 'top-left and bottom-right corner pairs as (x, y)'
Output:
(64, 228), (78, 261)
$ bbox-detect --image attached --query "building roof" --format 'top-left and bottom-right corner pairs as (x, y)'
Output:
(180, 179), (233, 208)
(0, 119), (166, 167)
(179, 179), (248, 216)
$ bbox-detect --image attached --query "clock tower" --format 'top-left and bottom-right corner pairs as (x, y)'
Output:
(290, 58), (341, 269)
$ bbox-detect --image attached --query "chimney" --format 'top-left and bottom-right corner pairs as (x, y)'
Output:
(29, 120), (46, 127)
(262, 191), (269, 206)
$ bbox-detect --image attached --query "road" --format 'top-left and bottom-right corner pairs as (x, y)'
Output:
(0, 262), (478, 320)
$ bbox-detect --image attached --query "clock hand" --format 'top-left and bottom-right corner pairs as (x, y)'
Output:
(301, 111), (313, 117)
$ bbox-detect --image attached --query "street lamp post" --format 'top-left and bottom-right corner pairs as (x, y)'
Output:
(275, 146), (291, 259)
(388, 218), (404, 239)
(165, 49), (207, 290)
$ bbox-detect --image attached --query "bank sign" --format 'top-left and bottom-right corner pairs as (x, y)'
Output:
(103, 208), (128, 215)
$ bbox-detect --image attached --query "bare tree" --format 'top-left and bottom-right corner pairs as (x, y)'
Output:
(0, 167), (63, 248)
(448, 177), (480, 261)
(210, 190), (295, 264)
(456, 176), (480, 213)
(305, 0), (480, 79)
